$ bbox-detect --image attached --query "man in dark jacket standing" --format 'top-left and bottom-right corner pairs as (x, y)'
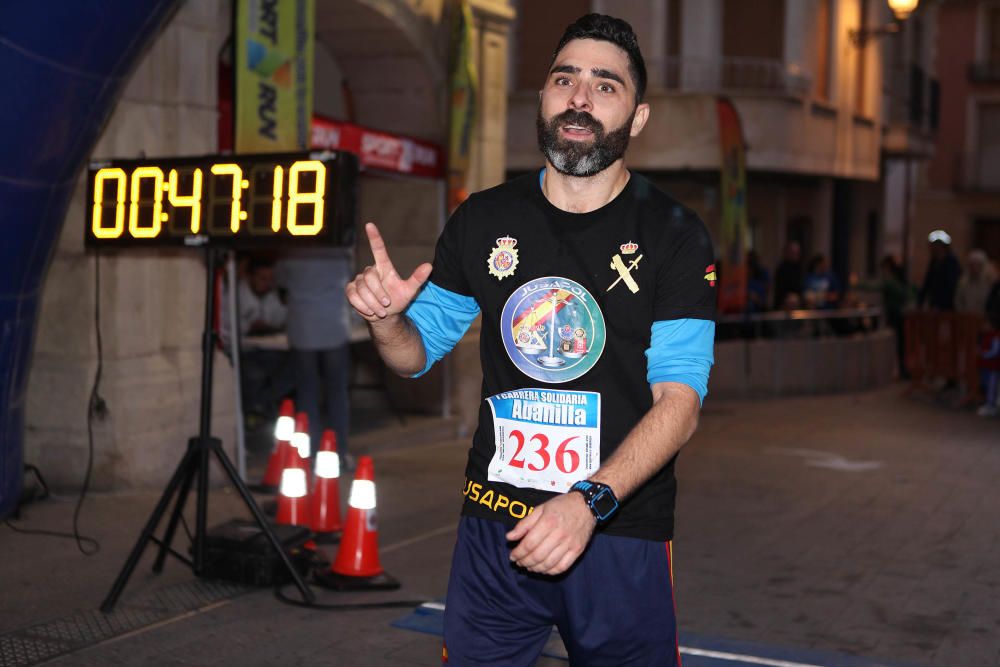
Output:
(918, 231), (962, 311)
(773, 240), (803, 309)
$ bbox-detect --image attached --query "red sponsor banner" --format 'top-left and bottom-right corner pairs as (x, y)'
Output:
(715, 97), (748, 314)
(311, 115), (445, 179)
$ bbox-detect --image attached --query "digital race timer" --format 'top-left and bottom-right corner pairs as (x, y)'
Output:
(85, 151), (358, 247)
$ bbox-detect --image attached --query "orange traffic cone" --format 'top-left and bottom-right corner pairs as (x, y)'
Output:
(310, 430), (343, 542)
(275, 440), (311, 528)
(257, 399), (295, 492)
(314, 456), (399, 590)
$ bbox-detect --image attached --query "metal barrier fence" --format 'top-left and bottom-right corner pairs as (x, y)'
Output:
(904, 312), (984, 405)
(717, 307), (883, 340)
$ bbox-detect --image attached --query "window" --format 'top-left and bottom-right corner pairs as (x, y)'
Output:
(854, 0), (869, 115)
(977, 103), (1000, 191)
(971, 5), (1000, 81)
(514, 0), (590, 91)
(815, 0), (831, 100)
(723, 0), (785, 60)
(722, 0), (785, 89)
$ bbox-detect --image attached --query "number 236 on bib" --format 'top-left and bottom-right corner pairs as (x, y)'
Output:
(486, 389), (601, 493)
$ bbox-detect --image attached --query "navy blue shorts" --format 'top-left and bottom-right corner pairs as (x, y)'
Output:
(443, 516), (681, 666)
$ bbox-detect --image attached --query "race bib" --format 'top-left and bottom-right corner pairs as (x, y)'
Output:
(485, 388), (601, 493)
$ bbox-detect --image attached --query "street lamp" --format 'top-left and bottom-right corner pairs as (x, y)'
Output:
(887, 0), (919, 21)
(850, 0), (920, 46)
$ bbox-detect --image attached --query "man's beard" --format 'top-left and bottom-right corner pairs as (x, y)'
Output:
(536, 107), (634, 177)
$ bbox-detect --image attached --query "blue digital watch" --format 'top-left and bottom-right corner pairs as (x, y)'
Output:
(570, 480), (619, 522)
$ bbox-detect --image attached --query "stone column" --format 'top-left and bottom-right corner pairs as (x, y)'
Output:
(25, 3), (237, 491)
(680, 0), (722, 89)
(785, 0), (814, 76)
(468, 0), (516, 193)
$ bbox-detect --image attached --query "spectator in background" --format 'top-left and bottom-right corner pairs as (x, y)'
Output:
(878, 255), (915, 380)
(238, 258), (286, 337)
(977, 304), (1000, 417)
(988, 279), (1000, 327)
(277, 248), (354, 469)
(773, 241), (803, 310)
(746, 250), (770, 314)
(221, 257), (292, 421)
(955, 249), (997, 315)
(980, 279), (1000, 416)
(918, 230), (962, 311)
(803, 254), (841, 309)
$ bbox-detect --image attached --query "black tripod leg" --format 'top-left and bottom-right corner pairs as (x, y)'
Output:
(210, 440), (315, 603)
(152, 450), (198, 574)
(193, 436), (211, 575)
(100, 444), (199, 613)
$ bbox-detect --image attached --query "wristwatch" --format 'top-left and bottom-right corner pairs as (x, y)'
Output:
(569, 480), (619, 522)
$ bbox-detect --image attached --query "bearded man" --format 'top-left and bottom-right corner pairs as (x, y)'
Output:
(346, 13), (716, 666)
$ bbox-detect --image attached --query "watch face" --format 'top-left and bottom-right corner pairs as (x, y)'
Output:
(592, 489), (618, 519)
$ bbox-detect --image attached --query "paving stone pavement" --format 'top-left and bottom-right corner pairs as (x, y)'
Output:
(675, 386), (1000, 667)
(1, 384), (997, 666)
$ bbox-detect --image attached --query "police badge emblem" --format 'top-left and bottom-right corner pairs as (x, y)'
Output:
(487, 235), (519, 280)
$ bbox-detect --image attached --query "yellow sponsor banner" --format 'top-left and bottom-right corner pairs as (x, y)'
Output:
(235, 0), (314, 152)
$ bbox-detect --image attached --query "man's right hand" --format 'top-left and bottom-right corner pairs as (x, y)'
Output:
(346, 222), (433, 322)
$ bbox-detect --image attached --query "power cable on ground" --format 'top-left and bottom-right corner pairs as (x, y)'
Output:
(4, 253), (103, 555)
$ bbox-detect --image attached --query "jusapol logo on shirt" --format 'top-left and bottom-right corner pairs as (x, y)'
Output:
(500, 276), (606, 383)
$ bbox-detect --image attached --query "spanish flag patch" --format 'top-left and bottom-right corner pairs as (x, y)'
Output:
(704, 264), (717, 286)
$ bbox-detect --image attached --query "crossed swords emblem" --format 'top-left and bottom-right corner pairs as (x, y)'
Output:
(607, 253), (642, 293)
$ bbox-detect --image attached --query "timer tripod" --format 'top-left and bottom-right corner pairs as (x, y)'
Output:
(100, 247), (313, 611)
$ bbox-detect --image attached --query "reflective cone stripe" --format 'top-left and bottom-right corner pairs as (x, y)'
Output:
(331, 456), (383, 577)
(291, 430), (311, 459)
(275, 399), (296, 440)
(261, 399), (296, 488)
(292, 411), (312, 487)
(310, 430), (343, 534)
(275, 440), (311, 527)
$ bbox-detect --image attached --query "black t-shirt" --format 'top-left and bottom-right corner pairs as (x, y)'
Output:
(429, 171), (715, 541)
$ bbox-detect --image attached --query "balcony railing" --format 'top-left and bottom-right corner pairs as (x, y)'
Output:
(663, 57), (811, 97)
(954, 152), (1000, 192)
(968, 60), (1000, 84)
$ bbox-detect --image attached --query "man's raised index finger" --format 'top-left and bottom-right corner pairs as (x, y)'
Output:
(365, 222), (394, 269)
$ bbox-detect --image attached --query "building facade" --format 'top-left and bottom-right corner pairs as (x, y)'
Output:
(506, 0), (913, 294)
(909, 0), (1000, 281)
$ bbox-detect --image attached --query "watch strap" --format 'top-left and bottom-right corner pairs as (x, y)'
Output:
(570, 480), (619, 522)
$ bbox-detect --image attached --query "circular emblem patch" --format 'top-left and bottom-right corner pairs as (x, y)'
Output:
(500, 276), (606, 383)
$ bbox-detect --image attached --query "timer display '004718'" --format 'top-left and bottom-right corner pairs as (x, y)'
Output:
(84, 151), (357, 248)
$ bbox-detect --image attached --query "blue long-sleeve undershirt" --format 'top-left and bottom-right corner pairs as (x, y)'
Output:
(405, 281), (715, 402)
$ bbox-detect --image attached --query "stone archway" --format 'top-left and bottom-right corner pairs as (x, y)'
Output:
(315, 0), (448, 142)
